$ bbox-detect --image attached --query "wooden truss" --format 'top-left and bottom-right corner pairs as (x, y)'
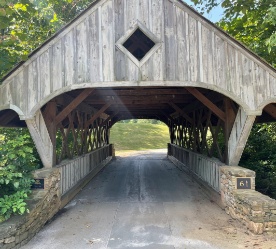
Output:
(1, 86), (261, 167)
(41, 90), (112, 164)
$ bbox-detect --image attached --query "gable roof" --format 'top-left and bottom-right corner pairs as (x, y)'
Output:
(1, 0), (275, 83)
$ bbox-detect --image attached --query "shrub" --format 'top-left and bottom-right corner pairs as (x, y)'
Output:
(240, 124), (276, 199)
(0, 128), (42, 222)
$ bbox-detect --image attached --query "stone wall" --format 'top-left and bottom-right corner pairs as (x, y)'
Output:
(0, 145), (113, 249)
(221, 166), (276, 234)
(0, 168), (60, 249)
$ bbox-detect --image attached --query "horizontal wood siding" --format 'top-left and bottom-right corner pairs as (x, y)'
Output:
(0, 0), (276, 117)
(169, 143), (223, 192)
(58, 144), (112, 196)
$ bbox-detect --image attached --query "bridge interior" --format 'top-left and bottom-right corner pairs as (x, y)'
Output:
(1, 86), (276, 166)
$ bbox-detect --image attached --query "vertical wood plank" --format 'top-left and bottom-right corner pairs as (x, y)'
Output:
(201, 25), (209, 83)
(241, 55), (255, 109)
(125, 0), (139, 81)
(27, 61), (38, 114)
(176, 6), (188, 81)
(139, 0), (150, 81)
(64, 30), (76, 86)
(76, 20), (88, 83)
(188, 15), (198, 82)
(101, 0), (114, 82)
(88, 9), (101, 82)
(164, 0), (177, 81)
(52, 40), (63, 91)
(39, 51), (51, 99)
(114, 0), (127, 81)
(197, 21), (204, 82)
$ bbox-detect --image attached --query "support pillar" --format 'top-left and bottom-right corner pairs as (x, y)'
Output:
(224, 98), (236, 162)
(227, 107), (256, 165)
(26, 110), (54, 168)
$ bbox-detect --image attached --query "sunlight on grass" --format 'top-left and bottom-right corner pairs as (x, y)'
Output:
(110, 121), (170, 151)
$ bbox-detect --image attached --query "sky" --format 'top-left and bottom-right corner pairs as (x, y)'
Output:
(184, 0), (224, 23)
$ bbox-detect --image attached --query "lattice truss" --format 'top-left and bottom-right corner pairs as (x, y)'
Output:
(42, 100), (110, 164)
(169, 101), (235, 163)
(56, 112), (109, 162)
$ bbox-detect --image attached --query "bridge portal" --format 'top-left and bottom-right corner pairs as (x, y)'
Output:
(1, 0), (276, 247)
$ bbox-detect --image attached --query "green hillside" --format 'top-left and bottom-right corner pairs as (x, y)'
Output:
(110, 121), (169, 151)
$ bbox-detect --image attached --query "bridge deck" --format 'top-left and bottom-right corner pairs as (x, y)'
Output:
(22, 150), (275, 249)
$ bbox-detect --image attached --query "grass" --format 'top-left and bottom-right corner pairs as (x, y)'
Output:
(110, 122), (170, 151)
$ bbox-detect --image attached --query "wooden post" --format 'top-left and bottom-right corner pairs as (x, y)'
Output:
(43, 101), (57, 165)
(223, 98), (236, 163)
(26, 110), (54, 168)
(228, 107), (256, 165)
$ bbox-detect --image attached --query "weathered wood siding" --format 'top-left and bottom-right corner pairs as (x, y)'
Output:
(25, 110), (54, 168)
(168, 143), (223, 192)
(57, 144), (112, 196)
(0, 0), (276, 118)
(228, 107), (256, 166)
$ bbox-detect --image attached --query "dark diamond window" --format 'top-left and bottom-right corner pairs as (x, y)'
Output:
(123, 28), (155, 61)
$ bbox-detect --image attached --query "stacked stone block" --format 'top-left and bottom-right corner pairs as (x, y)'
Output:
(0, 168), (61, 249)
(220, 166), (276, 234)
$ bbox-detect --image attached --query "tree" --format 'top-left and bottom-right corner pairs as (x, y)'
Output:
(0, 0), (94, 81)
(190, 0), (276, 67)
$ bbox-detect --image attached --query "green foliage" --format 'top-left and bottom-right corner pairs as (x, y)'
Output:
(0, 191), (28, 221)
(240, 124), (276, 199)
(265, 6), (276, 53)
(190, 0), (276, 67)
(0, 0), (95, 81)
(0, 128), (42, 222)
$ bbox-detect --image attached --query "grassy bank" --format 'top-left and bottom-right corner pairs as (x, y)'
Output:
(110, 122), (169, 151)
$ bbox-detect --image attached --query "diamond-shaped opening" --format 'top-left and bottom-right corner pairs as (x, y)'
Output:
(123, 28), (155, 61)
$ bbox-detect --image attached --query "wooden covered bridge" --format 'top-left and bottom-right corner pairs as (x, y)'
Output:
(1, 0), (276, 246)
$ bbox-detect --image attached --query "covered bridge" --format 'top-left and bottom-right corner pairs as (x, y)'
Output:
(1, 0), (276, 245)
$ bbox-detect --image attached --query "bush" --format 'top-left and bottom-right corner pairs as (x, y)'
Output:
(240, 124), (276, 199)
(0, 128), (42, 222)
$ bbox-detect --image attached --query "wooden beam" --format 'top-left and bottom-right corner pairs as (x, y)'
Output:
(161, 111), (176, 124)
(56, 94), (108, 119)
(94, 88), (190, 96)
(224, 98), (236, 162)
(99, 111), (119, 127)
(168, 102), (193, 124)
(43, 101), (57, 143)
(86, 102), (112, 127)
(55, 89), (95, 124)
(186, 88), (226, 122)
(264, 104), (276, 119)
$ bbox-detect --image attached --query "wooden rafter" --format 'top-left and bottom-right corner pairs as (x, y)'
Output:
(168, 102), (193, 124)
(86, 102), (112, 127)
(186, 88), (226, 122)
(56, 93), (108, 119)
(99, 111), (119, 127)
(55, 88), (95, 125)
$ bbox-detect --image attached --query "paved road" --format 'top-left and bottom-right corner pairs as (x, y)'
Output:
(22, 150), (276, 249)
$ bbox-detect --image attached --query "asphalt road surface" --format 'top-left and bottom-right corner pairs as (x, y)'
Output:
(22, 150), (276, 249)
